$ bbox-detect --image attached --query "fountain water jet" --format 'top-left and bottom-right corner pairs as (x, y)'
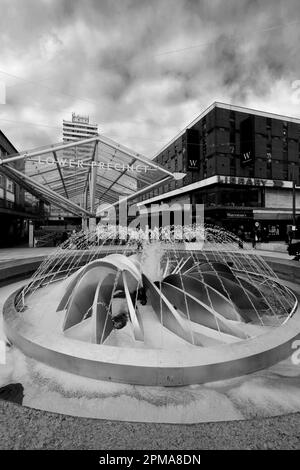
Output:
(3, 225), (300, 386)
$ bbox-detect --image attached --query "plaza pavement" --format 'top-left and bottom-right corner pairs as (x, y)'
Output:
(0, 399), (299, 449)
(0, 241), (293, 265)
(0, 242), (298, 450)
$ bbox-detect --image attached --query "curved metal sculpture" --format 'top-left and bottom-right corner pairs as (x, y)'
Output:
(58, 253), (279, 348)
(58, 254), (144, 343)
(3, 228), (299, 386)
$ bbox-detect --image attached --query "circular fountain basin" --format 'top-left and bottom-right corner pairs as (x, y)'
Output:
(2, 227), (300, 424)
(3, 277), (300, 386)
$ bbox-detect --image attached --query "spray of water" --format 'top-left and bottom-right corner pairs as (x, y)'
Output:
(15, 224), (297, 351)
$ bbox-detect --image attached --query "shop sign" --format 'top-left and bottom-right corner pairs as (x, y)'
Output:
(217, 176), (284, 188)
(226, 211), (253, 219)
(241, 151), (252, 164)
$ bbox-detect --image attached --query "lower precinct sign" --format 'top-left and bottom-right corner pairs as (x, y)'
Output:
(217, 175), (286, 188)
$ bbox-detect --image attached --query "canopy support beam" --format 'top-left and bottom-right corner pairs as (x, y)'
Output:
(53, 151), (69, 199)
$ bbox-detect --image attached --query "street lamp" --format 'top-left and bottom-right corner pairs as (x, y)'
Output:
(292, 181), (300, 229)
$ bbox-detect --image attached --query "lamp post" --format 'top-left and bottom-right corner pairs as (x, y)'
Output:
(293, 180), (296, 227)
(292, 181), (300, 233)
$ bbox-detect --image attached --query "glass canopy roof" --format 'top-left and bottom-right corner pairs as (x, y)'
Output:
(0, 135), (180, 217)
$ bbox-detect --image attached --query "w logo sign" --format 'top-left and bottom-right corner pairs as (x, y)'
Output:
(188, 159), (199, 170)
(241, 151), (252, 165)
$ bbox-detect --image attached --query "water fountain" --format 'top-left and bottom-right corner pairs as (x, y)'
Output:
(3, 225), (300, 387)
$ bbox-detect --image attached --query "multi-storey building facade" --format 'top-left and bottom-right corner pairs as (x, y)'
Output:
(139, 102), (300, 240)
(63, 113), (98, 143)
(0, 130), (47, 246)
(55, 113), (99, 215)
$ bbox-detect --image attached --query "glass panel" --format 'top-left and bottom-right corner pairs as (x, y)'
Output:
(4, 136), (171, 211)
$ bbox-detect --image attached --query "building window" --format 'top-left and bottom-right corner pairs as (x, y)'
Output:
(6, 178), (14, 193)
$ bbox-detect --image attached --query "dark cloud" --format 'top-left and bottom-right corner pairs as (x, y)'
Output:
(0, 0), (300, 156)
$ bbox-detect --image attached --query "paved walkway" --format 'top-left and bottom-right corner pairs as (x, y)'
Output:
(0, 400), (299, 449)
(0, 247), (56, 263)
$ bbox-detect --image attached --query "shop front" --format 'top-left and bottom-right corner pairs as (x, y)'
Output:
(204, 207), (254, 240)
(253, 209), (300, 241)
(191, 177), (299, 242)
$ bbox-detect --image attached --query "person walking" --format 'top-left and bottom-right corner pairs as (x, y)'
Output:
(237, 226), (245, 249)
(287, 227), (294, 247)
(251, 228), (258, 249)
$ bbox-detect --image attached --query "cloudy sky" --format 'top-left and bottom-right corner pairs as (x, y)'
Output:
(0, 0), (300, 157)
